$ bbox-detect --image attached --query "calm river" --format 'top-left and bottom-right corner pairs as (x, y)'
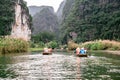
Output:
(0, 51), (120, 80)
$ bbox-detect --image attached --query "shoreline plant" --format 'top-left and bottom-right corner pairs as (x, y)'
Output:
(0, 38), (29, 54)
(67, 40), (120, 50)
(81, 40), (120, 50)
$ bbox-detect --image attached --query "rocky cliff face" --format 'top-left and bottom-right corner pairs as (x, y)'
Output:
(28, 6), (42, 16)
(56, 0), (66, 23)
(29, 6), (59, 35)
(29, 6), (54, 16)
(57, 0), (75, 25)
(10, 0), (31, 41)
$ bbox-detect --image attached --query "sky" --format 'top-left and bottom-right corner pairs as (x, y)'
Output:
(24, 0), (64, 12)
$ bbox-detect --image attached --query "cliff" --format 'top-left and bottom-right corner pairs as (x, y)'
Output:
(57, 0), (75, 24)
(56, 0), (66, 24)
(29, 6), (59, 35)
(0, 0), (15, 36)
(0, 0), (31, 41)
(29, 6), (54, 16)
(28, 6), (42, 16)
(10, 0), (31, 41)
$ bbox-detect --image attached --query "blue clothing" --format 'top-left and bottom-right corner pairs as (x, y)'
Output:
(80, 49), (85, 54)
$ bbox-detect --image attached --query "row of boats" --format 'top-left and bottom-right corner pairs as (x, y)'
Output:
(42, 47), (87, 57)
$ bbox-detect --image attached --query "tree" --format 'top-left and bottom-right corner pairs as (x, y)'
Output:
(31, 32), (55, 43)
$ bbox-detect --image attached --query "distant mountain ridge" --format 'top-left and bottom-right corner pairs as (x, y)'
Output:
(29, 6), (54, 16)
(28, 0), (75, 38)
(29, 6), (59, 35)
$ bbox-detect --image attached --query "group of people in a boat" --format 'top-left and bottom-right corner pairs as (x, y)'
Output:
(75, 47), (87, 54)
(44, 47), (52, 53)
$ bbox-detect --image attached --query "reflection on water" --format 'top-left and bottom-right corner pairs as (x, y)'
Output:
(0, 54), (18, 79)
(0, 52), (119, 80)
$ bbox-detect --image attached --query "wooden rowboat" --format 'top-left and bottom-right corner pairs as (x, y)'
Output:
(76, 54), (87, 57)
(42, 52), (52, 55)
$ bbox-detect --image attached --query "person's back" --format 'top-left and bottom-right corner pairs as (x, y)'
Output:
(80, 49), (85, 54)
(80, 47), (86, 54)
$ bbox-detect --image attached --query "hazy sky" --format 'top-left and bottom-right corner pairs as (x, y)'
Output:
(24, 0), (64, 12)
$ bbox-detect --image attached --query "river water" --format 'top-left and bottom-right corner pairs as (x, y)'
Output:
(0, 51), (120, 80)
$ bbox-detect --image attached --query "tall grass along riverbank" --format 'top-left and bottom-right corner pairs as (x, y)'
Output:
(82, 40), (120, 50)
(68, 40), (120, 51)
(0, 38), (29, 54)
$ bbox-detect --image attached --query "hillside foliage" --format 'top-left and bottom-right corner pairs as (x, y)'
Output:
(0, 0), (15, 36)
(31, 32), (55, 43)
(62, 0), (120, 43)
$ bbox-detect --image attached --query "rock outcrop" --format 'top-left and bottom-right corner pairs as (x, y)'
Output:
(56, 0), (66, 24)
(11, 0), (31, 41)
(29, 6), (54, 16)
(57, 0), (75, 25)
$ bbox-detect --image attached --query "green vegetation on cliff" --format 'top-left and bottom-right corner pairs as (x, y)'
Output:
(0, 0), (15, 36)
(0, 0), (32, 53)
(0, 0), (32, 36)
(62, 0), (120, 43)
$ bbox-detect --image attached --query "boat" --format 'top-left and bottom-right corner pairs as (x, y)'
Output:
(42, 52), (52, 55)
(76, 54), (87, 57)
(43, 48), (53, 55)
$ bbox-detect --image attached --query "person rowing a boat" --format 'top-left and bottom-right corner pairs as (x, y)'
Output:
(44, 47), (48, 52)
(76, 47), (80, 54)
(48, 48), (52, 52)
(44, 47), (53, 52)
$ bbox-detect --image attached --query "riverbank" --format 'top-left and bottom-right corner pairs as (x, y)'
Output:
(89, 50), (120, 55)
(0, 38), (29, 54)
(29, 48), (43, 52)
(104, 50), (120, 55)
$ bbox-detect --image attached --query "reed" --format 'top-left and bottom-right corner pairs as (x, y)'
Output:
(81, 40), (120, 50)
(68, 41), (79, 50)
(102, 40), (120, 50)
(0, 38), (29, 54)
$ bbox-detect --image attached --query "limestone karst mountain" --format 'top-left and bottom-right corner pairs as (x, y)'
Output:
(0, 0), (31, 41)
(29, 6), (59, 35)
(56, 0), (75, 24)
